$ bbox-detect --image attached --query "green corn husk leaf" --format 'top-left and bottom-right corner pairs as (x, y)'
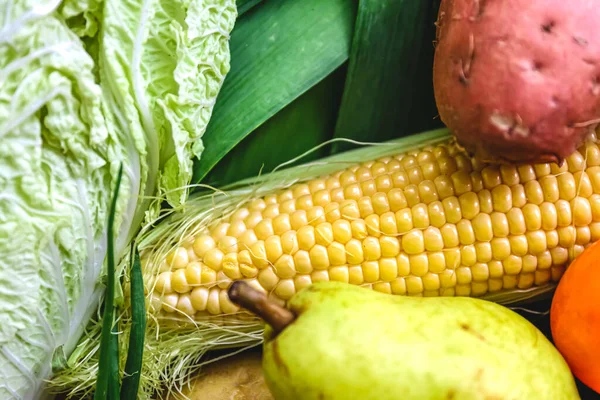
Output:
(204, 65), (348, 187)
(331, 0), (442, 153)
(192, 0), (357, 183)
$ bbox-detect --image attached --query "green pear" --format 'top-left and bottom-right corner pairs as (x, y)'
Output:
(229, 281), (580, 400)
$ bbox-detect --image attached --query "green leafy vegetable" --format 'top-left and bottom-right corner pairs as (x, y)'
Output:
(0, 0), (236, 398)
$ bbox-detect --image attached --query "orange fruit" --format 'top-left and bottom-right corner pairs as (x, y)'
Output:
(550, 240), (600, 394)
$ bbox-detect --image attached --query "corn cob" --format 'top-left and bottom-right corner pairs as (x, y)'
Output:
(140, 129), (600, 320)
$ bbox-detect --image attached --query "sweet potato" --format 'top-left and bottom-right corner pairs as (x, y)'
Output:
(433, 0), (600, 164)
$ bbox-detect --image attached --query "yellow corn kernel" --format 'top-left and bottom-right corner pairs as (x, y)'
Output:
(390, 278), (406, 294)
(558, 172), (576, 201)
(537, 251), (553, 270)
(395, 209), (413, 234)
(503, 275), (518, 290)
(546, 230), (559, 248)
(491, 238), (511, 260)
(418, 181), (439, 203)
(193, 235), (216, 258)
(371, 258), (395, 281)
(518, 273), (535, 290)
(491, 185), (512, 213)
(244, 211), (263, 229)
(206, 288), (222, 315)
(460, 245), (477, 267)
(482, 166), (501, 189)
(471, 263), (489, 282)
(540, 202), (557, 230)
(522, 255), (537, 273)
(387, 189), (408, 212)
(451, 170), (473, 195)
(324, 202), (341, 223)
(526, 231), (547, 255)
(541, 175), (559, 202)
(511, 185), (527, 209)
(190, 287), (209, 311)
(315, 222), (334, 246)
(456, 267), (472, 284)
(309, 245), (330, 270)
(409, 254), (428, 277)
(222, 253), (242, 280)
(358, 197), (374, 219)
(500, 165), (519, 186)
(406, 276), (424, 295)
(572, 197), (592, 226)
(238, 230), (258, 250)
(154, 271), (173, 294)
(351, 220), (368, 240)
(483, 279), (500, 293)
(290, 210), (308, 230)
(472, 213), (493, 242)
(442, 196), (462, 224)
(558, 226), (576, 247)
(490, 212), (509, 237)
(200, 264), (217, 286)
(185, 262), (202, 286)
(161, 294), (179, 313)
(503, 255), (522, 275)
(273, 254), (296, 279)
(427, 201), (446, 228)
(380, 211), (398, 235)
(471, 282), (488, 296)
(265, 235), (283, 263)
(534, 163), (551, 178)
(459, 192), (480, 220)
(377, 237), (398, 258)
(457, 219), (475, 245)
(249, 241), (269, 269)
(396, 253), (411, 276)
(518, 165), (536, 182)
(166, 247), (189, 270)
(488, 260), (504, 278)
(475, 242), (492, 262)
(434, 175), (455, 199)
(402, 230), (425, 254)
(362, 261), (379, 283)
(508, 235), (528, 257)
(478, 190), (493, 214)
(438, 269), (456, 288)
(507, 208), (526, 235)
(444, 248), (461, 270)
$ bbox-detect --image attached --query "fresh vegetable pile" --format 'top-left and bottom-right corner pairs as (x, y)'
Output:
(2, 0), (600, 399)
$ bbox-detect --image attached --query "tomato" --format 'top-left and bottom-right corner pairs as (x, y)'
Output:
(550, 240), (600, 394)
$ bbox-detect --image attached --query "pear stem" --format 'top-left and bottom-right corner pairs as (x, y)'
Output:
(228, 281), (295, 334)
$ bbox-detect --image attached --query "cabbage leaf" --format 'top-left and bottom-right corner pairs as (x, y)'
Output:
(0, 0), (236, 397)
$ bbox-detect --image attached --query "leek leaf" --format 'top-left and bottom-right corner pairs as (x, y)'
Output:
(205, 66), (347, 187)
(192, 0), (357, 183)
(94, 164), (123, 400)
(120, 245), (146, 400)
(331, 0), (440, 153)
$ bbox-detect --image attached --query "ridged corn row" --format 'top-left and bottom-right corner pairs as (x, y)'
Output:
(144, 137), (600, 318)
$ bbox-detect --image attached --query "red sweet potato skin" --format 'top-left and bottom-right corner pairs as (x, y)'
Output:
(433, 0), (600, 164)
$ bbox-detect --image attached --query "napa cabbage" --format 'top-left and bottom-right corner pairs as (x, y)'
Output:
(0, 0), (236, 398)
